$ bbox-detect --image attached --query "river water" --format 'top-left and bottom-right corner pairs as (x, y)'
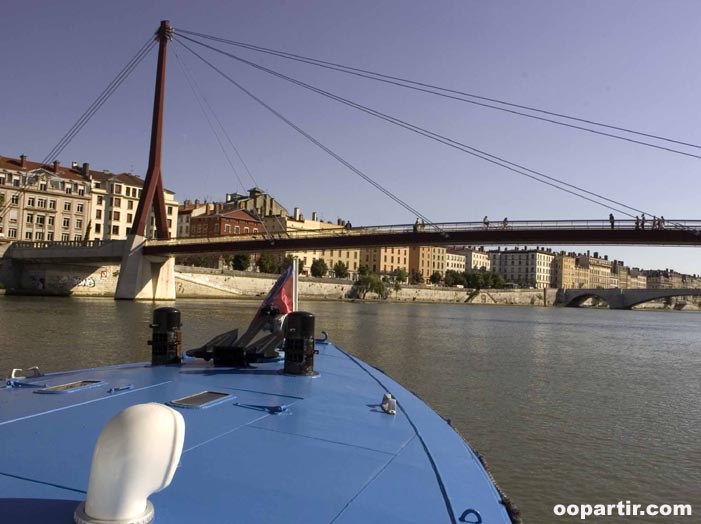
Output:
(1, 296), (699, 522)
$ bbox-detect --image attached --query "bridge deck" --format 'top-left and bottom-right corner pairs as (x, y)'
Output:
(7, 220), (701, 258)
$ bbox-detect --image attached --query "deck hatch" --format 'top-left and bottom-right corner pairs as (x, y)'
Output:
(169, 391), (232, 409)
(34, 380), (106, 394)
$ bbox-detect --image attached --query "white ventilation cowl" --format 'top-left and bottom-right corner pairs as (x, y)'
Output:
(74, 403), (185, 524)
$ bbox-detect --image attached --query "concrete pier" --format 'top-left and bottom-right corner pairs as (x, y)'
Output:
(115, 235), (175, 300)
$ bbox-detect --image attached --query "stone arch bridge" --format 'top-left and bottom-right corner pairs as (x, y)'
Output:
(557, 288), (701, 309)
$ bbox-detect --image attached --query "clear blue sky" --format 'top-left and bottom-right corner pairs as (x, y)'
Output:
(2, 1), (700, 273)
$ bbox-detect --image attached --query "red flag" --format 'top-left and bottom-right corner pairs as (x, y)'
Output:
(258, 265), (294, 316)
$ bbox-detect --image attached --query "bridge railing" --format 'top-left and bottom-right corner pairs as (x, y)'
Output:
(10, 239), (115, 249)
(144, 218), (701, 247)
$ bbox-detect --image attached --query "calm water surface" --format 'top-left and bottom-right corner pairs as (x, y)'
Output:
(1, 296), (699, 522)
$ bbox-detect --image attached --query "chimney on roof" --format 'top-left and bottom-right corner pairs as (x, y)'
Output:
(294, 207), (300, 220)
(82, 162), (90, 178)
(194, 199), (200, 207)
(20, 154), (26, 168)
(72, 161), (79, 169)
(53, 160), (60, 173)
(312, 211), (318, 221)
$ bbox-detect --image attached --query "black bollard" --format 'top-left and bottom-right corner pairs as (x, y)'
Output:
(148, 307), (182, 365)
(283, 312), (316, 375)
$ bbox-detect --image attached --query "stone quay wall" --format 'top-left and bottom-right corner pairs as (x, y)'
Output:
(3, 261), (695, 310)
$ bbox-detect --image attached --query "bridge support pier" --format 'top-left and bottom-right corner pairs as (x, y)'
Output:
(115, 235), (175, 300)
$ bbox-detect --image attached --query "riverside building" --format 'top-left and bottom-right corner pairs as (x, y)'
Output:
(263, 209), (360, 277)
(0, 155), (179, 243)
(490, 247), (554, 289)
(0, 156), (91, 242)
(408, 246), (446, 281)
(445, 250), (466, 273)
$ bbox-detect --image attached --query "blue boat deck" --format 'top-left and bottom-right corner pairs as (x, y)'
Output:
(1, 340), (511, 523)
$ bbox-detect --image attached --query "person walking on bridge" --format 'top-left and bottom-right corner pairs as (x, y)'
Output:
(641, 213), (646, 230)
(502, 217), (508, 229)
(483, 216), (489, 229)
(609, 213), (615, 230)
(635, 216), (640, 230)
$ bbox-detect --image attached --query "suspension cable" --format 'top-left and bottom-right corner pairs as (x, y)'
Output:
(174, 33), (643, 218)
(173, 47), (247, 192)
(176, 28), (701, 159)
(0, 36), (156, 221)
(173, 37), (442, 231)
(42, 36), (156, 165)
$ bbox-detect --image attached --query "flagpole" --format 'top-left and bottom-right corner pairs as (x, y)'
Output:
(292, 258), (299, 312)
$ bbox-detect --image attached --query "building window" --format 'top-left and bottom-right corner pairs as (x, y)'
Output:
(47, 232), (54, 241)
(77, 203), (84, 213)
(26, 213), (33, 223)
(96, 209), (102, 219)
(48, 216), (55, 226)
(36, 215), (45, 226)
(112, 225), (119, 235)
(65, 186), (72, 195)
(244, 227), (249, 234)
(78, 187), (85, 196)
(95, 223), (101, 233)
(76, 219), (83, 229)
(74, 234), (81, 241)
(111, 197), (121, 207)
(127, 200), (133, 210)
(113, 184), (122, 195)
(49, 199), (56, 209)
(11, 194), (19, 205)
(13, 179), (20, 187)
(0, 176), (4, 185)
(97, 196), (103, 205)
(40, 182), (47, 191)
(225, 224), (231, 233)
(35, 231), (44, 240)
(234, 226), (240, 234)
(127, 213), (133, 222)
(8, 228), (17, 238)
(25, 231), (33, 240)
(167, 206), (173, 215)
(113, 211), (120, 221)
(27, 197), (35, 206)
(63, 217), (70, 228)
(37, 198), (46, 208)
(64, 202), (71, 211)
(61, 233), (69, 241)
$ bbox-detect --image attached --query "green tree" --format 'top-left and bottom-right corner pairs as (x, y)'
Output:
(355, 274), (386, 299)
(279, 255), (302, 274)
(391, 267), (408, 283)
(429, 271), (442, 285)
(310, 258), (328, 277)
(333, 261), (349, 279)
(409, 269), (424, 285)
(489, 273), (505, 289)
(257, 253), (277, 273)
(232, 253), (250, 271)
(358, 265), (370, 277)
(444, 270), (465, 287)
